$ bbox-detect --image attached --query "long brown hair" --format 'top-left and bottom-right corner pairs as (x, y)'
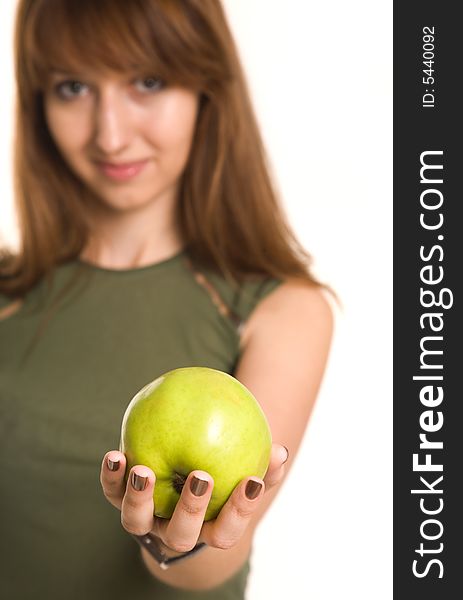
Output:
(1, 0), (326, 299)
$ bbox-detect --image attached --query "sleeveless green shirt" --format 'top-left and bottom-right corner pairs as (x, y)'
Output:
(0, 250), (281, 600)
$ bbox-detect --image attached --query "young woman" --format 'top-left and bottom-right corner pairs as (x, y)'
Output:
(0, 1), (333, 598)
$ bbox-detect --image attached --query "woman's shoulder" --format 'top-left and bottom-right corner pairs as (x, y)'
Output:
(239, 278), (334, 350)
(251, 278), (333, 316)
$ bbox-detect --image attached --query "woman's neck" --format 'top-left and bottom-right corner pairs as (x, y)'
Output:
(79, 199), (184, 270)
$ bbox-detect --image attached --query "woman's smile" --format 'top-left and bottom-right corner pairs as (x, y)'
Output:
(95, 158), (151, 182)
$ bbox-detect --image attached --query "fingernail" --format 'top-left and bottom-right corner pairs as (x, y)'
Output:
(282, 446), (289, 464)
(131, 472), (148, 492)
(245, 480), (262, 500)
(107, 458), (120, 472)
(190, 476), (208, 497)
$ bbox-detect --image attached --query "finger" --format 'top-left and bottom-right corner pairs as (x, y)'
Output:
(120, 466), (156, 536)
(263, 443), (289, 489)
(157, 470), (213, 553)
(204, 477), (264, 550)
(100, 450), (127, 510)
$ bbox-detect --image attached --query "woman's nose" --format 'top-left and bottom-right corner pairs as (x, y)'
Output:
(93, 89), (133, 155)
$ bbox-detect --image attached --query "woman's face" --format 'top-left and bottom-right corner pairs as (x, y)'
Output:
(43, 69), (199, 212)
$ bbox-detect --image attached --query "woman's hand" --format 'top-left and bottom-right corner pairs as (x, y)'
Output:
(99, 443), (288, 553)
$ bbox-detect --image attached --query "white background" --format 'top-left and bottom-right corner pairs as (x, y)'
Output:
(0, 1), (392, 598)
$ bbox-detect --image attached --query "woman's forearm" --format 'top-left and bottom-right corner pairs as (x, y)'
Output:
(140, 533), (253, 591)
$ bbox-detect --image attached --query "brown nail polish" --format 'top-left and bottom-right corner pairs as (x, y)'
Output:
(190, 476), (208, 497)
(245, 480), (262, 500)
(131, 472), (148, 492)
(107, 458), (120, 472)
(282, 446), (289, 464)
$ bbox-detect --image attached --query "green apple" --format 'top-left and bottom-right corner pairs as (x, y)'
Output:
(120, 366), (272, 521)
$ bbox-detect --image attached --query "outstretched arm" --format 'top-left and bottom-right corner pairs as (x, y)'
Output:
(232, 280), (334, 540)
(100, 280), (333, 592)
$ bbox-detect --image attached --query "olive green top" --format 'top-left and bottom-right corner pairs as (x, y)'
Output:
(0, 249), (282, 600)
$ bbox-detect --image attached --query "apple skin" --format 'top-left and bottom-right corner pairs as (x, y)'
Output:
(120, 367), (272, 521)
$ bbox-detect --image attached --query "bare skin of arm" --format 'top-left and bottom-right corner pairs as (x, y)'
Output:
(100, 281), (334, 591)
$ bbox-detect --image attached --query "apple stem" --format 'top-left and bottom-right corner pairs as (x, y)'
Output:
(172, 472), (187, 495)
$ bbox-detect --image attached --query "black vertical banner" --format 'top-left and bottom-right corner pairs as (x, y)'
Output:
(394, 2), (462, 598)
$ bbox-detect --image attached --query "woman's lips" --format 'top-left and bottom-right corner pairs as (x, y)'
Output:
(96, 159), (149, 181)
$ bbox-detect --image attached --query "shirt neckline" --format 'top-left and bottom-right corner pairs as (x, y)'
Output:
(75, 248), (187, 275)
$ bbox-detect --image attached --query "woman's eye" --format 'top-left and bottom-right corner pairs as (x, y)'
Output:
(54, 80), (89, 100)
(133, 77), (165, 94)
